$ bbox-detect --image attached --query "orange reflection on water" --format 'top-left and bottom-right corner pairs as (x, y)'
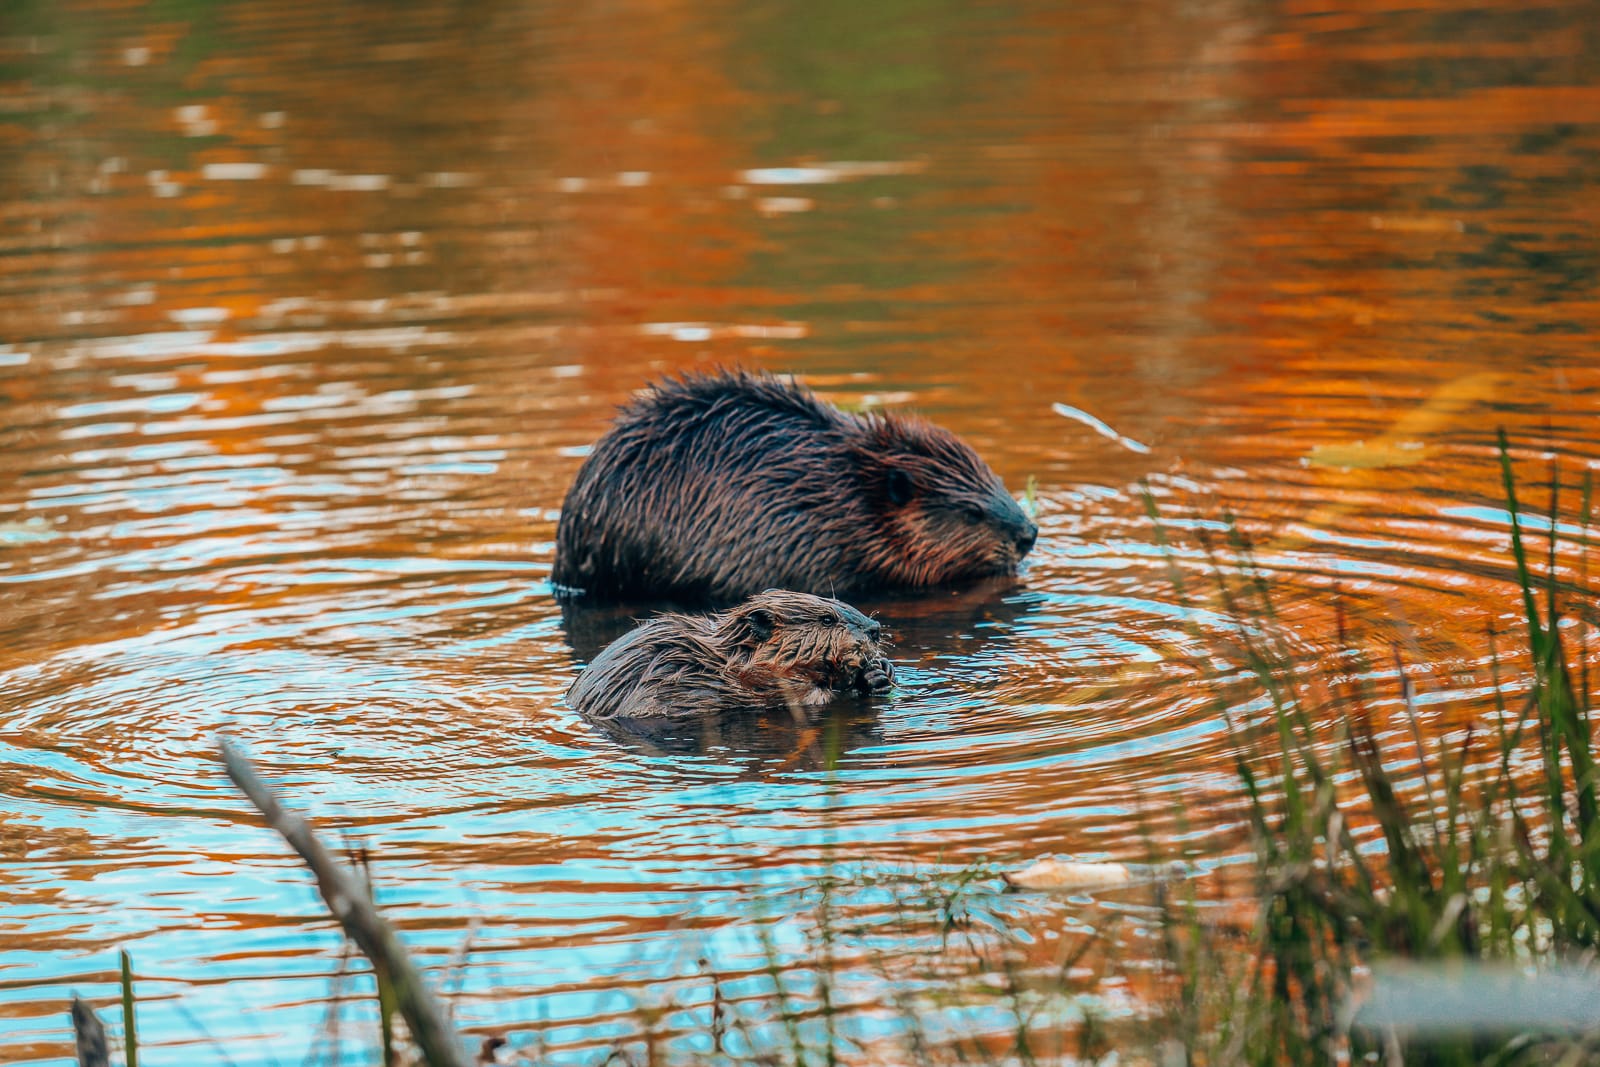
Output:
(3, 0), (1600, 1061)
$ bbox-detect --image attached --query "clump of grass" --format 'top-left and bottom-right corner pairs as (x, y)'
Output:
(1150, 432), (1600, 1065)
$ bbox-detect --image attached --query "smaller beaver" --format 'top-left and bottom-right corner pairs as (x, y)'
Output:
(567, 589), (894, 721)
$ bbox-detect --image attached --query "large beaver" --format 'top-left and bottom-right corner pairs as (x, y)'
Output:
(552, 371), (1038, 603)
(567, 589), (894, 721)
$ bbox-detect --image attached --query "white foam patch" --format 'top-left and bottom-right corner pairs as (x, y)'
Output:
(202, 162), (268, 180)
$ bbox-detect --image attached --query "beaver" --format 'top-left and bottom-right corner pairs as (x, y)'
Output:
(552, 371), (1038, 603)
(566, 589), (894, 721)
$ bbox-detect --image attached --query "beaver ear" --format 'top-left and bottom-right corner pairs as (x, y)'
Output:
(747, 607), (774, 639)
(886, 468), (914, 506)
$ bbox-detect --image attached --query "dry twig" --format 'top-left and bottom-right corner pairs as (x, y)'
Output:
(217, 736), (469, 1067)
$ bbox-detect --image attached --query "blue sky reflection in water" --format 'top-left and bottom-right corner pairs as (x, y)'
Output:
(4, 0), (1600, 1062)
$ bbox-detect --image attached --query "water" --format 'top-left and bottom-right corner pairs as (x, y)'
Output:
(4, 0), (1600, 1061)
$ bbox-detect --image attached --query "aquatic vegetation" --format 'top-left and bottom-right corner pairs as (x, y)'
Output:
(1148, 432), (1600, 1065)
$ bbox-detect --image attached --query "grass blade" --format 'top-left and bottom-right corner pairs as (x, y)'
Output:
(120, 950), (138, 1067)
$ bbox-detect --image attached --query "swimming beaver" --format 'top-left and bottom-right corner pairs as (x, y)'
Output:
(566, 589), (894, 721)
(553, 371), (1038, 602)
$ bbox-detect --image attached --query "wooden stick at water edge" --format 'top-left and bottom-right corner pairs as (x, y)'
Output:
(217, 736), (470, 1067)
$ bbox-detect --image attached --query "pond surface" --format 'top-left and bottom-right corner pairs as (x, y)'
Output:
(4, 0), (1600, 1062)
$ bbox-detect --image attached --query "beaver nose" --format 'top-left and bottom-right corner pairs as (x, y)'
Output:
(1015, 518), (1038, 556)
(866, 620), (882, 642)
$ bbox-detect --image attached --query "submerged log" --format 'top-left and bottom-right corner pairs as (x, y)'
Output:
(217, 737), (469, 1067)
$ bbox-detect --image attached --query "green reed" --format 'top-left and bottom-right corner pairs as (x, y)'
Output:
(119, 949), (139, 1067)
(1149, 432), (1600, 1066)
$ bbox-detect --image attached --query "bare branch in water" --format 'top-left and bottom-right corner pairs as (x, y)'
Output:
(217, 736), (469, 1067)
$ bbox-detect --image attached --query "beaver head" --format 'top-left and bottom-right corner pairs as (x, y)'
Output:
(848, 417), (1039, 590)
(719, 589), (894, 699)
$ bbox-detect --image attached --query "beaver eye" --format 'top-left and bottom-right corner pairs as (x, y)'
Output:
(963, 504), (985, 524)
(747, 608), (774, 638)
(886, 468), (914, 506)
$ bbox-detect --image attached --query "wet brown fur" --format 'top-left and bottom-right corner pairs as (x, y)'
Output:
(567, 590), (894, 721)
(552, 370), (1039, 603)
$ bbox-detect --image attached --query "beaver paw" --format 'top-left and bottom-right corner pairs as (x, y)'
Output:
(857, 658), (895, 695)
